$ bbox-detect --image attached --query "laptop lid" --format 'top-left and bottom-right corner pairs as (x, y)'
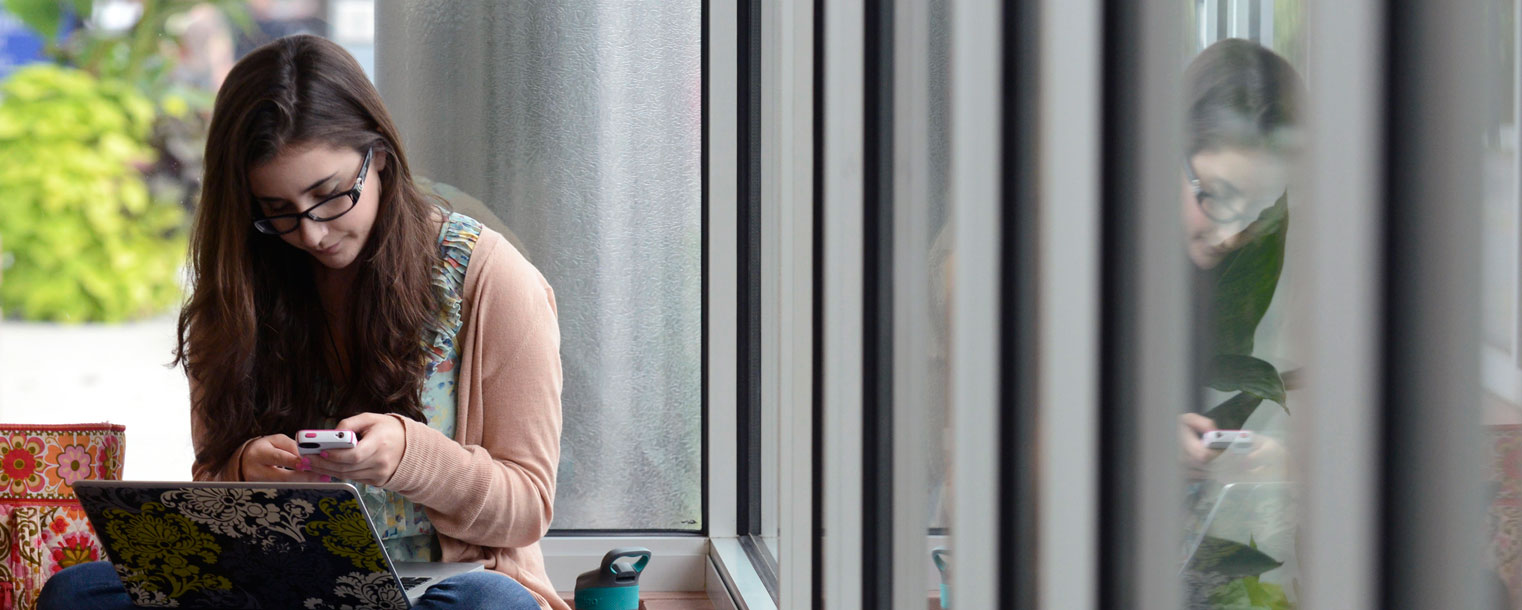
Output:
(1181, 482), (1298, 586)
(74, 480), (421, 609)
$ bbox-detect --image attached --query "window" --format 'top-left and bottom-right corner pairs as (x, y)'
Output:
(373, 2), (705, 532)
(0, 1), (707, 535)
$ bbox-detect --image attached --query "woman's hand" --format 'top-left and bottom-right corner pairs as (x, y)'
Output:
(241, 434), (324, 482)
(308, 413), (407, 487)
(1179, 412), (1222, 479)
(1210, 434), (1289, 481)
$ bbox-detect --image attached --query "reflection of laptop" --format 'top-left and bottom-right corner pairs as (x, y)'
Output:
(1181, 482), (1297, 581)
(74, 480), (482, 608)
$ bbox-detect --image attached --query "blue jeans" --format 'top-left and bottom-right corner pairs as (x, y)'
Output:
(37, 561), (541, 610)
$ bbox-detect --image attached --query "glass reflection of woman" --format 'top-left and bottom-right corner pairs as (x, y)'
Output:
(1175, 38), (1305, 477)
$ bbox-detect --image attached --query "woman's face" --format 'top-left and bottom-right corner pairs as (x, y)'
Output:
(1180, 146), (1291, 269)
(249, 142), (384, 271)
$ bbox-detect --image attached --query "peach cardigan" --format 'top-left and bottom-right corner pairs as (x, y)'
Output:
(191, 227), (569, 610)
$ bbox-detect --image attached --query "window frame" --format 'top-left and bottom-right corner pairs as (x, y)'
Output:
(1481, 0), (1522, 406)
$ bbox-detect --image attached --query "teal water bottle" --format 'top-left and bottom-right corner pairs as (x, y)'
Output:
(574, 547), (651, 610)
(932, 547), (951, 609)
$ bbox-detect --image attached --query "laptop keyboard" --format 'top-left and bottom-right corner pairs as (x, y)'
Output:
(400, 576), (431, 591)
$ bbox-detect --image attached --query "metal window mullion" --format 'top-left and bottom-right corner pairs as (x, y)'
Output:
(708, 0), (742, 542)
(949, 0), (1002, 608)
(861, 2), (897, 607)
(1258, 0), (1273, 48)
(751, 0), (783, 589)
(1382, 0), (1491, 608)
(772, 0), (817, 607)
(738, 0), (766, 541)
(890, 0), (932, 606)
(1295, 1), (1383, 609)
(1099, 0), (1186, 607)
(821, 0), (866, 606)
(1231, 0), (1250, 39)
(1036, 0), (1102, 606)
(1200, 0), (1216, 49)
(1513, 0), (1522, 368)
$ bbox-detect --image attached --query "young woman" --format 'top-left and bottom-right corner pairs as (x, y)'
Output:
(40, 35), (567, 610)
(1175, 38), (1304, 474)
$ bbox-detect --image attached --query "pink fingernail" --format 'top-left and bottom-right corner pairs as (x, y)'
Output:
(320, 475), (331, 482)
(321, 451), (330, 459)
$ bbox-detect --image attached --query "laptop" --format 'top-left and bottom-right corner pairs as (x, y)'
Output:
(73, 480), (483, 609)
(1181, 482), (1297, 582)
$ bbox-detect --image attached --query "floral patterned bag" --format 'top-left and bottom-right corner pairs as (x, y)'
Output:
(0, 423), (125, 610)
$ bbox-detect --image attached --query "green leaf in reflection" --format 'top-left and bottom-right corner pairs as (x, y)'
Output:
(1203, 392), (1263, 432)
(1210, 575), (1294, 610)
(1210, 196), (1289, 357)
(1207, 354), (1288, 410)
(1189, 535), (1284, 579)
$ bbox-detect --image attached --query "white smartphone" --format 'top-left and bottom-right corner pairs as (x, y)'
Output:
(1200, 429), (1254, 451)
(296, 429), (358, 455)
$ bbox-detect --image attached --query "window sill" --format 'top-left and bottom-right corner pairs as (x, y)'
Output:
(541, 536), (774, 610)
(541, 535), (709, 592)
(707, 538), (778, 610)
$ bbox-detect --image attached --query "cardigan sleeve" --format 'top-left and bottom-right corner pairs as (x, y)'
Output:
(384, 233), (564, 549)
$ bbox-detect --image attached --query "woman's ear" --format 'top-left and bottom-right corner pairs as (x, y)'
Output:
(373, 149), (389, 174)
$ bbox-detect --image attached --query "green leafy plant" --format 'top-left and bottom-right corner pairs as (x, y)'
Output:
(1210, 575), (1294, 610)
(1187, 200), (1297, 609)
(4, 0), (253, 209)
(0, 64), (185, 321)
(0, 0), (254, 321)
(1189, 536), (1294, 610)
(1202, 196), (1291, 430)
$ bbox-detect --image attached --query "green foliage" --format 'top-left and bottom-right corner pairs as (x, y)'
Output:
(1210, 197), (1288, 357)
(2, 0), (66, 41)
(1189, 536), (1295, 610)
(0, 64), (186, 322)
(1204, 197), (1291, 424)
(3, 1), (252, 91)
(1207, 354), (1288, 409)
(1189, 535), (1284, 579)
(7, 0), (252, 208)
(1210, 576), (1294, 610)
(1203, 392), (1265, 432)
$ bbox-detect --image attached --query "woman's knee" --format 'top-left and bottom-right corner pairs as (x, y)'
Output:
(37, 561), (128, 610)
(419, 570), (541, 609)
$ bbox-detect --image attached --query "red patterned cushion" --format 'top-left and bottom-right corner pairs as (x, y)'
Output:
(0, 424), (124, 610)
(1492, 424), (1522, 610)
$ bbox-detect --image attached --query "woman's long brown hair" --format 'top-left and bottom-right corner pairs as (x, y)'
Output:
(176, 35), (440, 476)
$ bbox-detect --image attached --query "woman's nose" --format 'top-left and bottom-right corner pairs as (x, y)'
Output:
(1215, 221), (1256, 252)
(297, 217), (326, 249)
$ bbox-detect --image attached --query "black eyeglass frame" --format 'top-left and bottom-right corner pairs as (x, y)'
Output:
(252, 145), (373, 235)
(1183, 155), (1287, 226)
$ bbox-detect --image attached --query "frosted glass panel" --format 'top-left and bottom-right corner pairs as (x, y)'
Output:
(376, 2), (702, 530)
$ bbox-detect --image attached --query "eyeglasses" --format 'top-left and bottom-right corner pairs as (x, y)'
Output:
(252, 146), (373, 235)
(1184, 156), (1284, 226)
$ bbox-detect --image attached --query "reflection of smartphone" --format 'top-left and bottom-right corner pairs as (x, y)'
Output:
(1201, 429), (1254, 451)
(296, 430), (357, 455)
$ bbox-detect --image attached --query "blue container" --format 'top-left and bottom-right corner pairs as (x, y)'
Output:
(574, 547), (651, 610)
(932, 546), (951, 609)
